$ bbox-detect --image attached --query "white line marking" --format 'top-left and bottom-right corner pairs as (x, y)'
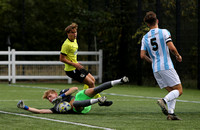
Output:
(0, 100), (40, 102)
(9, 84), (59, 90)
(9, 84), (200, 104)
(0, 110), (114, 130)
(102, 92), (200, 104)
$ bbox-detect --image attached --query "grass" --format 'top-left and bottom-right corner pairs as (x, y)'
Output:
(0, 83), (200, 130)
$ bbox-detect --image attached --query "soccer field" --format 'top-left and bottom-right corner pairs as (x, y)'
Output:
(0, 83), (200, 130)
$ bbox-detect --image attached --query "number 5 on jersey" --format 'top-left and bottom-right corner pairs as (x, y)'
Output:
(150, 38), (158, 51)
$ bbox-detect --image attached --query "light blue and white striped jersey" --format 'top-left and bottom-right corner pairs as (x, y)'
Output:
(141, 28), (174, 72)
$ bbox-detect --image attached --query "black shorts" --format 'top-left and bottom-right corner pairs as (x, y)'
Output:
(65, 69), (89, 83)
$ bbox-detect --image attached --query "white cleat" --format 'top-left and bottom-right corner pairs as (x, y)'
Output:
(157, 99), (168, 116)
(98, 96), (107, 103)
(121, 76), (129, 83)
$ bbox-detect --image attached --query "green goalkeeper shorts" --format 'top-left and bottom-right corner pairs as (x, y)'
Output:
(73, 90), (92, 114)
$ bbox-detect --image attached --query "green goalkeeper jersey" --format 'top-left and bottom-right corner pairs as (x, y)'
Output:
(60, 38), (78, 71)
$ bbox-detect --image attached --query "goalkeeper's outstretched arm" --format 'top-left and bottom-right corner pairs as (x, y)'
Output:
(17, 100), (53, 114)
(28, 107), (53, 114)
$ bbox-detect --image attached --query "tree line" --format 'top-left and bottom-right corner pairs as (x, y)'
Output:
(0, 0), (198, 87)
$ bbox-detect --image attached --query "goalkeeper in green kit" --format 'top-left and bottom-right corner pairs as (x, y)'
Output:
(17, 77), (129, 114)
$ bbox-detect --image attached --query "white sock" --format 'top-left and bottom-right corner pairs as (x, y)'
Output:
(111, 79), (121, 86)
(167, 99), (176, 114)
(90, 99), (99, 104)
(164, 90), (179, 102)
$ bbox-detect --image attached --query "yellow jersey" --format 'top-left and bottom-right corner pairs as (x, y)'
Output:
(60, 38), (78, 71)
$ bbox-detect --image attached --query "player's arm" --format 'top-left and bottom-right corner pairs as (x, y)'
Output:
(28, 107), (53, 114)
(167, 41), (182, 62)
(140, 50), (152, 63)
(60, 53), (83, 70)
(63, 87), (79, 96)
(52, 87), (78, 104)
(17, 100), (53, 114)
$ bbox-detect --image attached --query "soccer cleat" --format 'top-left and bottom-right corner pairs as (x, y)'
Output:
(98, 96), (113, 106)
(98, 96), (107, 103)
(17, 100), (25, 109)
(157, 99), (168, 115)
(167, 113), (182, 120)
(98, 101), (113, 107)
(121, 76), (129, 83)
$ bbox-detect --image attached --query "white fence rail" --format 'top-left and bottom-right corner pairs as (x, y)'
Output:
(0, 49), (103, 84)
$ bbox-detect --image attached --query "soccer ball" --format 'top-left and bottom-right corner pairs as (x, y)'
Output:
(57, 101), (72, 113)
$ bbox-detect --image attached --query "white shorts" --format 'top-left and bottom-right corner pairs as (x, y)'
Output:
(153, 69), (181, 89)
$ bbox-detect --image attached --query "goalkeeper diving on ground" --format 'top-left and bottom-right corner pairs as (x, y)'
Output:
(17, 76), (129, 114)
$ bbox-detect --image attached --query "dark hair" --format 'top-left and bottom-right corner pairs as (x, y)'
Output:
(65, 23), (78, 33)
(144, 11), (157, 26)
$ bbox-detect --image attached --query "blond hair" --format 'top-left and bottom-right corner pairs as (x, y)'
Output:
(42, 89), (57, 99)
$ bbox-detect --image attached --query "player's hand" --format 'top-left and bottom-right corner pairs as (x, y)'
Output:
(17, 100), (25, 109)
(74, 63), (84, 70)
(52, 96), (62, 104)
(176, 55), (182, 62)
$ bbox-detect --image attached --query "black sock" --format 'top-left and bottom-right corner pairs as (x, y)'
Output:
(94, 81), (112, 94)
(73, 100), (91, 107)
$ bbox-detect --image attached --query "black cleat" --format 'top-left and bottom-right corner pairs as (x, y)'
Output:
(98, 101), (113, 107)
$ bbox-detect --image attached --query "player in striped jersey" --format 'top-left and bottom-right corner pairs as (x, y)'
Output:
(140, 11), (183, 120)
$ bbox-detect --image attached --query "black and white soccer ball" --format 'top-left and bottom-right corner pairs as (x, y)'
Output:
(57, 101), (72, 113)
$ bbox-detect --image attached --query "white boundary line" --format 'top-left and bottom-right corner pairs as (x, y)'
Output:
(0, 100), (40, 102)
(9, 84), (59, 90)
(0, 110), (114, 130)
(102, 93), (200, 104)
(9, 84), (200, 104)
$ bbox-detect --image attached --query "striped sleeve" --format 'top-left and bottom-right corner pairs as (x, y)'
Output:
(141, 36), (147, 50)
(163, 29), (172, 43)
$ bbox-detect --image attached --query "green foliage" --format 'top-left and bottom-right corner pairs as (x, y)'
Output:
(0, 0), (198, 85)
(132, 23), (150, 45)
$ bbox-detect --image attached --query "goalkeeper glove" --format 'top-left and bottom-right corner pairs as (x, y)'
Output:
(17, 100), (25, 108)
(17, 100), (29, 110)
(52, 96), (62, 104)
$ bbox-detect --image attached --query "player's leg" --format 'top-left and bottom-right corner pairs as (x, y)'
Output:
(83, 76), (128, 107)
(85, 76), (129, 97)
(72, 90), (107, 114)
(84, 84), (101, 98)
(165, 84), (182, 120)
(83, 73), (101, 98)
(157, 85), (182, 117)
(83, 78), (112, 106)
(73, 96), (107, 107)
(155, 69), (182, 120)
(83, 74), (95, 88)
(164, 84), (182, 102)
(167, 99), (176, 115)
(83, 73), (114, 106)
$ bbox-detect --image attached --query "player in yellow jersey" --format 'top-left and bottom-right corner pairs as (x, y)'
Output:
(60, 23), (112, 106)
